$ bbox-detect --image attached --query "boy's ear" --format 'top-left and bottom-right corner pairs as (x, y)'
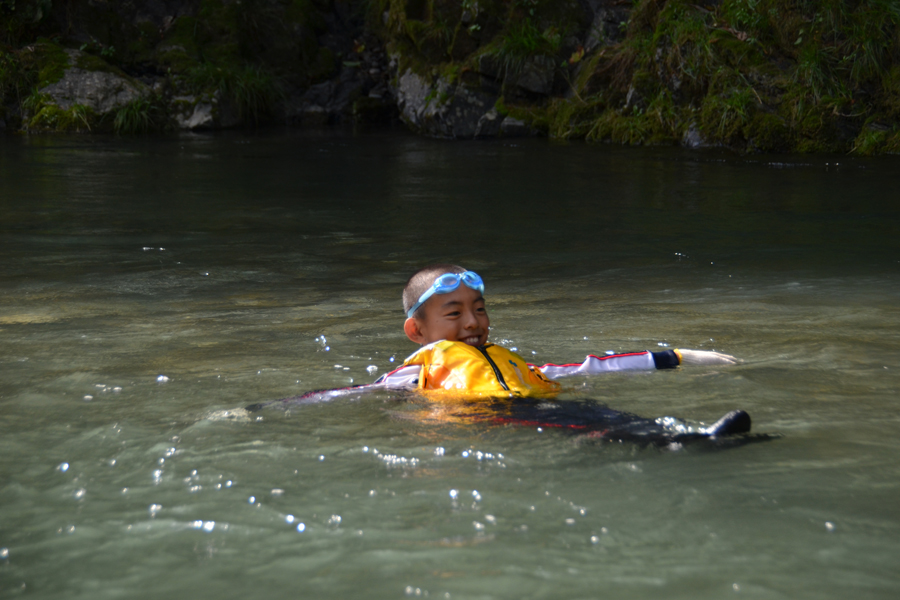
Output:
(404, 317), (426, 344)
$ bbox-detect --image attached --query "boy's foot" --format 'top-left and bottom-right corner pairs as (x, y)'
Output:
(703, 410), (752, 436)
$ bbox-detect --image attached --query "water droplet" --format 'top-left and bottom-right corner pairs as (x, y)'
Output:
(825, 521), (835, 532)
(156, 375), (169, 383)
(0, 548), (8, 559)
(83, 395), (93, 401)
(149, 504), (162, 517)
(57, 462), (69, 472)
(286, 515), (295, 524)
(367, 365), (378, 374)
(248, 496), (256, 504)
(271, 488), (284, 496)
(449, 489), (458, 499)
(296, 522), (306, 532)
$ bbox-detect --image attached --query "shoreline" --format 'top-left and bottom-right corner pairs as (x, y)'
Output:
(2, 0), (898, 155)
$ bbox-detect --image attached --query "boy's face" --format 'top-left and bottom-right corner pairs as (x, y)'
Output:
(404, 285), (490, 347)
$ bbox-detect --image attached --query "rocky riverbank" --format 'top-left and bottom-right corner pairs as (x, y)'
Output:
(2, 0), (899, 154)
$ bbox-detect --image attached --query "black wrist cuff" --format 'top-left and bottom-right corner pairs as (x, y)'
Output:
(652, 350), (680, 369)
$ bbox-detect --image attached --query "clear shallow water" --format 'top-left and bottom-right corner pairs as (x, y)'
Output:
(1, 130), (899, 599)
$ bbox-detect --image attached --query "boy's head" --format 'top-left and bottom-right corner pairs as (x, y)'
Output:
(402, 264), (490, 347)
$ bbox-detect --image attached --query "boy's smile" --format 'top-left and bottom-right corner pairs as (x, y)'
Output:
(404, 285), (490, 347)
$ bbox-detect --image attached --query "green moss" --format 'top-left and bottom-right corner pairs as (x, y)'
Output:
(33, 41), (69, 87)
(74, 52), (129, 77)
(851, 126), (887, 156)
(546, 97), (603, 139)
(700, 86), (756, 144)
(495, 96), (550, 133)
(587, 110), (653, 145)
(744, 112), (789, 152)
(28, 102), (98, 133)
(883, 130), (900, 154)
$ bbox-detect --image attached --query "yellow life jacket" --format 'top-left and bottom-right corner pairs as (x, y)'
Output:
(402, 340), (561, 399)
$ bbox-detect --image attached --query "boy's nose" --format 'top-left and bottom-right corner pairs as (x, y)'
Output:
(462, 310), (478, 328)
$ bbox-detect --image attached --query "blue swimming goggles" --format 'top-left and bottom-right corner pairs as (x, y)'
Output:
(407, 271), (485, 318)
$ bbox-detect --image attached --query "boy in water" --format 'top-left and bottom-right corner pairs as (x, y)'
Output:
(387, 263), (738, 397)
(257, 264), (752, 440)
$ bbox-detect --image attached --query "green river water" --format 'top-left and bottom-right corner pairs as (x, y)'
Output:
(1, 130), (899, 599)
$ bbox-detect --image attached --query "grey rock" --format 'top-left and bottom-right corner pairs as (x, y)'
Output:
(475, 108), (502, 138)
(39, 50), (147, 115)
(511, 56), (557, 96)
(500, 116), (534, 137)
(624, 86), (645, 112)
(171, 94), (216, 130)
(476, 54), (556, 96)
(285, 74), (366, 125)
(584, 2), (630, 51)
(682, 123), (712, 149)
(395, 69), (498, 139)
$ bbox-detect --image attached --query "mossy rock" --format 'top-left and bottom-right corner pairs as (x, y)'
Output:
(33, 41), (70, 88)
(28, 103), (100, 133)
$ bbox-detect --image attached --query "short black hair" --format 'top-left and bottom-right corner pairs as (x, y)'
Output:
(402, 263), (467, 318)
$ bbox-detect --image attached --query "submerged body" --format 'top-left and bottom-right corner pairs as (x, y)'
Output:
(250, 340), (756, 446)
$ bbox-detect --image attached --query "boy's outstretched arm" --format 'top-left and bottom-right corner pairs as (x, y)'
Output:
(536, 347), (739, 379)
(675, 349), (740, 366)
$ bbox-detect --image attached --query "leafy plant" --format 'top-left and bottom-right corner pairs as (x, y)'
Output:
(490, 18), (562, 82)
(185, 62), (283, 124)
(113, 96), (166, 134)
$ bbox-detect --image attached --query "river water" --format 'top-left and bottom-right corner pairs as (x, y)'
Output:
(1, 130), (898, 599)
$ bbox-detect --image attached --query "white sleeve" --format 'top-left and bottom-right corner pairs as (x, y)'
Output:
(537, 352), (658, 379)
(374, 364), (421, 389)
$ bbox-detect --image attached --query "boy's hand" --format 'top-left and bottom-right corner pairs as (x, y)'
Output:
(677, 349), (739, 366)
